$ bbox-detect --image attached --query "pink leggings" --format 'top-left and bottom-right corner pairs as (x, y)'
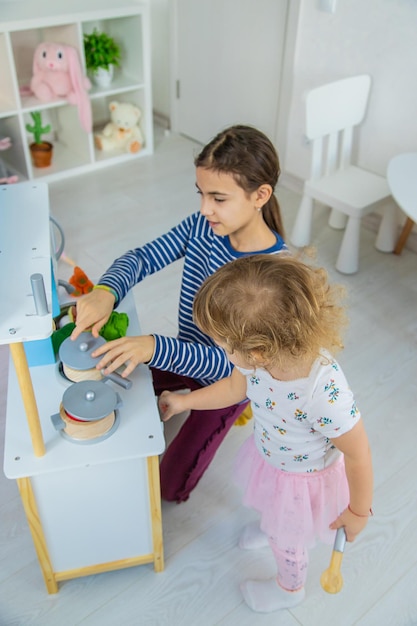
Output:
(151, 368), (249, 503)
(268, 537), (309, 591)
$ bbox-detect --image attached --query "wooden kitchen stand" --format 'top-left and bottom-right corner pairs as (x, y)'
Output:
(1, 182), (165, 593)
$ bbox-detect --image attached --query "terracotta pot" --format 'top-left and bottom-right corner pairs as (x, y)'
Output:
(30, 141), (53, 168)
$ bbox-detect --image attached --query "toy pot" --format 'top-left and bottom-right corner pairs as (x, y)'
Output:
(59, 332), (132, 389)
(29, 142), (53, 168)
(51, 379), (122, 443)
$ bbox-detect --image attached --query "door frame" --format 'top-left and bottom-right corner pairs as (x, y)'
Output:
(169, 0), (301, 165)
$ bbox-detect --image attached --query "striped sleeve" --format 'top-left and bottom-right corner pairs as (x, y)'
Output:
(97, 215), (196, 303)
(149, 334), (233, 385)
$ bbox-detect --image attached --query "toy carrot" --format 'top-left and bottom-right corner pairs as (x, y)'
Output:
(68, 266), (94, 296)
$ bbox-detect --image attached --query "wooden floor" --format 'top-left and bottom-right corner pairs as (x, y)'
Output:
(1, 129), (417, 625)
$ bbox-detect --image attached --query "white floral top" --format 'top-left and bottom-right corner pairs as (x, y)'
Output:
(237, 351), (361, 472)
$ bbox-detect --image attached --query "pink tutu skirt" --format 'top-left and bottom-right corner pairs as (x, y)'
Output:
(234, 435), (349, 549)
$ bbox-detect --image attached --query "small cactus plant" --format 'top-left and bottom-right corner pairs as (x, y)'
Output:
(26, 111), (53, 167)
(26, 111), (51, 145)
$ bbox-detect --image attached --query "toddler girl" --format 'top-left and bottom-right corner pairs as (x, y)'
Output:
(159, 254), (373, 613)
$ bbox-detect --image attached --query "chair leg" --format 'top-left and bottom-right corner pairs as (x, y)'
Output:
(394, 217), (414, 255)
(336, 215), (361, 274)
(375, 203), (397, 253)
(329, 208), (348, 230)
(290, 194), (314, 247)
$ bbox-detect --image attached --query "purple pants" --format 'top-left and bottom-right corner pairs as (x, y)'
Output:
(151, 368), (249, 503)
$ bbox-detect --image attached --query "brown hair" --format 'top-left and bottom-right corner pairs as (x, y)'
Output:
(193, 254), (347, 368)
(194, 125), (285, 238)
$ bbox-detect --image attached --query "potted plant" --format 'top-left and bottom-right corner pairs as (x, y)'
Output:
(26, 111), (53, 168)
(83, 29), (121, 88)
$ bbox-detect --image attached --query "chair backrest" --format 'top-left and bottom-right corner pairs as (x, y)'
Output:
(304, 74), (372, 179)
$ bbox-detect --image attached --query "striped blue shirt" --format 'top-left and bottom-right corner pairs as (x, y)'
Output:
(99, 212), (287, 386)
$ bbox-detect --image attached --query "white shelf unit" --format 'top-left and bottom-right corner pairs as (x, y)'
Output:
(0, 0), (154, 183)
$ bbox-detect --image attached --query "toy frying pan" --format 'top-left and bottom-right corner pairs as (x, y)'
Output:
(320, 527), (347, 593)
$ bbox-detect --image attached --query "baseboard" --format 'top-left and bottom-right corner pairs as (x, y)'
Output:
(280, 171), (417, 254)
(153, 110), (171, 130)
(280, 171), (304, 194)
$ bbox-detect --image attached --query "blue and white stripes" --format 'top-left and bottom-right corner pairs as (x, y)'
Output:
(99, 212), (286, 386)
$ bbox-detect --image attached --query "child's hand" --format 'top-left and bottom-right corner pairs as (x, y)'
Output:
(159, 391), (188, 421)
(329, 507), (369, 542)
(71, 289), (115, 340)
(91, 335), (155, 378)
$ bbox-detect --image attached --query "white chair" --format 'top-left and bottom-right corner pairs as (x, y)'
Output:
(291, 75), (396, 274)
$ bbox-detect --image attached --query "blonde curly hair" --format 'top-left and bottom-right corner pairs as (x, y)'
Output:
(193, 254), (347, 368)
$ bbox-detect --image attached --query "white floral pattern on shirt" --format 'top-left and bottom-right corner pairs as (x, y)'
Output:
(237, 351), (361, 472)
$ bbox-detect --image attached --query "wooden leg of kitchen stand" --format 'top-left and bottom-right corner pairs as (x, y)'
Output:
(147, 455), (164, 572)
(394, 217), (415, 255)
(17, 477), (58, 594)
(9, 343), (45, 457)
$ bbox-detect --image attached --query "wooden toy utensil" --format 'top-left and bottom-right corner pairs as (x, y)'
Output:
(320, 527), (346, 594)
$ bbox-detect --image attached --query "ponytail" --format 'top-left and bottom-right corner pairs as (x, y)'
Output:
(263, 194), (285, 239)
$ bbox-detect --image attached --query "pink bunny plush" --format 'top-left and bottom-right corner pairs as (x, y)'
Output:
(31, 42), (92, 133)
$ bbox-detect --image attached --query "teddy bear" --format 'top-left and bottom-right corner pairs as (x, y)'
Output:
(94, 101), (144, 153)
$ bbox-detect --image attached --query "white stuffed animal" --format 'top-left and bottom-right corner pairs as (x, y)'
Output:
(30, 42), (92, 133)
(94, 101), (144, 153)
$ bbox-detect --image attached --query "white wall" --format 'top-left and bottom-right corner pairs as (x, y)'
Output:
(154, 0), (416, 182)
(284, 0), (417, 180)
(150, 0), (170, 120)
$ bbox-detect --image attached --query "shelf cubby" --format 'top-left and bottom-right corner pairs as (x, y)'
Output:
(0, 1), (153, 183)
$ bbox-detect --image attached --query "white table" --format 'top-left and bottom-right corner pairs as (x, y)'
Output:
(1, 182), (165, 594)
(387, 152), (417, 254)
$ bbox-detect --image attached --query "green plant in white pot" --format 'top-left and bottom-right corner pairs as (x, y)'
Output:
(84, 29), (121, 87)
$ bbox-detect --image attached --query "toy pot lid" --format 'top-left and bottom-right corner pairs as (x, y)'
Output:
(62, 380), (120, 421)
(59, 332), (106, 370)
